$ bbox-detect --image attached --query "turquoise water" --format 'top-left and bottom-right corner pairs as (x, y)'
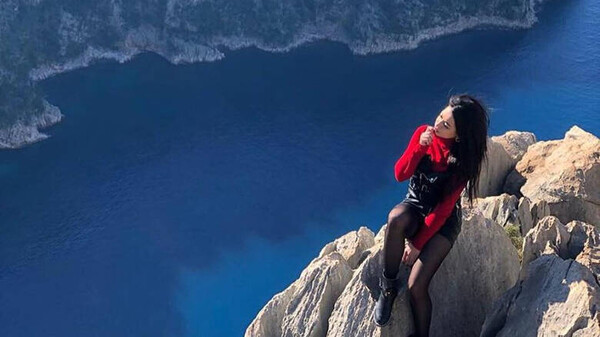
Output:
(1, 1), (598, 336)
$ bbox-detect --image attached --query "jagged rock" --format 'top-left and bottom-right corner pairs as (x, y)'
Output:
(473, 194), (524, 259)
(503, 169), (526, 198)
(248, 208), (519, 337)
(326, 244), (413, 337)
(504, 126), (600, 226)
(248, 126), (599, 336)
(491, 131), (537, 161)
(478, 131), (536, 198)
(318, 226), (375, 269)
(475, 193), (520, 228)
(245, 280), (299, 337)
(575, 244), (600, 286)
(566, 220), (600, 260)
(517, 196), (550, 237)
(520, 216), (571, 279)
(245, 252), (353, 337)
(472, 194), (552, 262)
(480, 252), (600, 337)
(326, 207), (520, 337)
(483, 215), (600, 337)
(516, 197), (534, 234)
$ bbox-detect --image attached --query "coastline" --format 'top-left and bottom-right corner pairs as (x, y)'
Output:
(0, 100), (63, 150)
(0, 0), (546, 149)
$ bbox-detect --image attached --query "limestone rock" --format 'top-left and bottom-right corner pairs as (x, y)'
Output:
(245, 252), (353, 337)
(318, 226), (375, 269)
(472, 194), (551, 261)
(491, 130), (538, 162)
(326, 207), (520, 337)
(478, 131), (536, 198)
(248, 208), (520, 337)
(472, 193), (550, 235)
(326, 243), (413, 337)
(474, 193), (520, 228)
(566, 220), (600, 260)
(482, 214), (600, 337)
(517, 196), (550, 237)
(480, 253), (600, 337)
(248, 126), (599, 337)
(520, 216), (570, 279)
(245, 280), (300, 337)
(503, 169), (526, 198)
(505, 126), (600, 226)
(575, 244), (600, 286)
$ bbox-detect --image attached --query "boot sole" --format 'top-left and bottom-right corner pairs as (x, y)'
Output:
(372, 308), (391, 327)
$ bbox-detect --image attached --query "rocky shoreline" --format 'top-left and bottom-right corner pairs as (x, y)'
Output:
(0, 0), (548, 149)
(0, 100), (63, 149)
(246, 125), (600, 337)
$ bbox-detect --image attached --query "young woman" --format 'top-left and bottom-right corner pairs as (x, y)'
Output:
(373, 94), (490, 336)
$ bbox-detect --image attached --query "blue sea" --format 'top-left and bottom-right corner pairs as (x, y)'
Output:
(1, 0), (598, 336)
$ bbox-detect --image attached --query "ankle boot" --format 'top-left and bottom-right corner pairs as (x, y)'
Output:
(373, 271), (401, 327)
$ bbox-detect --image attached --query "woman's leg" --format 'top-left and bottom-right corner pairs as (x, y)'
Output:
(374, 203), (423, 327)
(407, 233), (453, 337)
(383, 203), (421, 278)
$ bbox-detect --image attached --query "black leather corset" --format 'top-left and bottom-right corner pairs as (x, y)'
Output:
(405, 154), (461, 216)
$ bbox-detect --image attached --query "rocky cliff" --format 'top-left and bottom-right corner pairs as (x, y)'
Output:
(246, 125), (600, 337)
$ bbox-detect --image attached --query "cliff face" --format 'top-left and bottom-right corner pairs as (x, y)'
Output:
(505, 126), (600, 226)
(246, 211), (521, 337)
(246, 125), (600, 337)
(480, 218), (600, 337)
(0, 0), (546, 148)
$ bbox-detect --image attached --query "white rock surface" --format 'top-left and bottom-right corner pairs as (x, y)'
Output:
(245, 252), (353, 337)
(520, 215), (571, 279)
(477, 131), (536, 198)
(318, 226), (375, 269)
(249, 207), (521, 337)
(504, 126), (600, 226)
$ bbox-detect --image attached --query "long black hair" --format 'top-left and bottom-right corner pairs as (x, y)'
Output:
(445, 93), (490, 207)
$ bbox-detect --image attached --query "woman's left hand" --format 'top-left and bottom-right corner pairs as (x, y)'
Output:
(402, 241), (421, 266)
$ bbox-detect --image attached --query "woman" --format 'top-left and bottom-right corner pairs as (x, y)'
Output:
(373, 94), (489, 336)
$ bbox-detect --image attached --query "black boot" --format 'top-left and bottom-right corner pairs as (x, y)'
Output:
(373, 270), (401, 327)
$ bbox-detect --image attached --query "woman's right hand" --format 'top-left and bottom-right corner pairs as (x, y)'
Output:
(419, 126), (434, 146)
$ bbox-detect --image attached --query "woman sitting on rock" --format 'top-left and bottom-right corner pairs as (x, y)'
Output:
(373, 94), (489, 336)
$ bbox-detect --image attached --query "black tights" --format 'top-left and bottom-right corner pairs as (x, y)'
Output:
(383, 203), (453, 337)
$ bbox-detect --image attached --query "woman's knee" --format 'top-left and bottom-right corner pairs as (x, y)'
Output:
(408, 280), (429, 301)
(387, 204), (416, 233)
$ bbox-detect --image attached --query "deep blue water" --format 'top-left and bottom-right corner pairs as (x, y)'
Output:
(1, 0), (598, 336)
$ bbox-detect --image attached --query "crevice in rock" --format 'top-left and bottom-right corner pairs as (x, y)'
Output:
(564, 259), (575, 282)
(355, 250), (371, 268)
(564, 316), (589, 337)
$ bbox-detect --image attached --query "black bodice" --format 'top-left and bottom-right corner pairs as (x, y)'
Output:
(404, 154), (461, 217)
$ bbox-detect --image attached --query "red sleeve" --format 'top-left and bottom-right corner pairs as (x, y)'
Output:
(394, 124), (430, 182)
(409, 175), (467, 251)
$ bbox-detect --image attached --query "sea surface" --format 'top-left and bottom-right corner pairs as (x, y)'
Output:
(1, 1), (598, 336)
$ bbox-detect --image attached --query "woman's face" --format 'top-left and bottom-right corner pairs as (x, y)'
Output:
(434, 105), (457, 140)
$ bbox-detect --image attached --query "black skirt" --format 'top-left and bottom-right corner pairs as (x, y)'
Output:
(399, 197), (462, 247)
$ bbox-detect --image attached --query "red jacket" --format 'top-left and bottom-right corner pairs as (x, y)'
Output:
(394, 124), (467, 250)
